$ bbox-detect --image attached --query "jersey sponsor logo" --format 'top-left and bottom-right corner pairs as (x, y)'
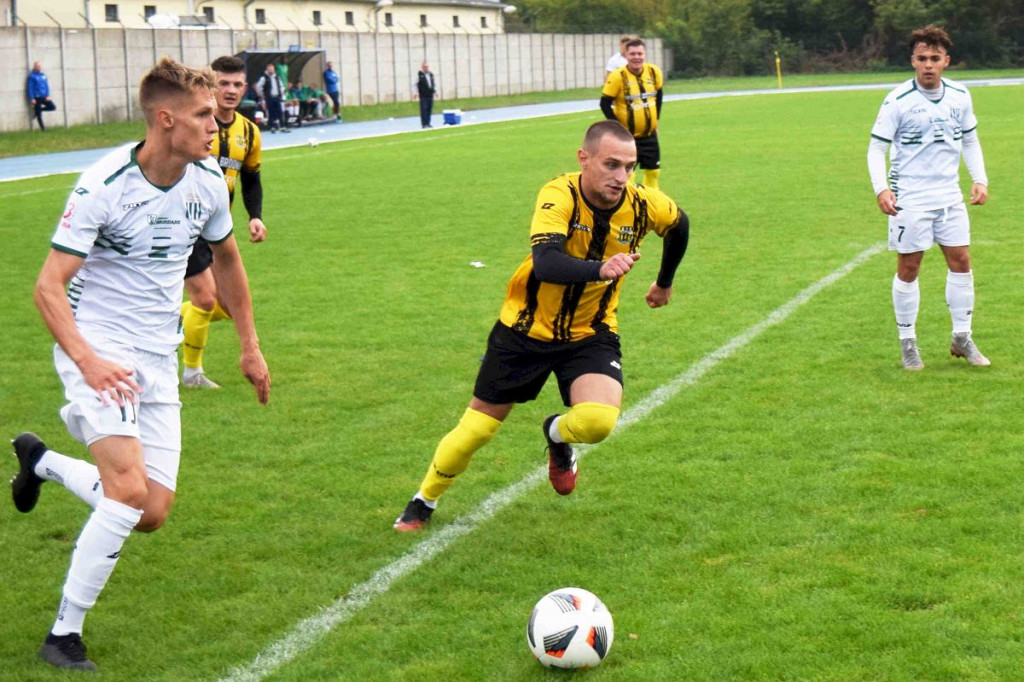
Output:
(147, 214), (181, 225)
(122, 200), (149, 211)
(570, 221), (591, 234)
(910, 107), (927, 114)
(219, 157), (243, 171)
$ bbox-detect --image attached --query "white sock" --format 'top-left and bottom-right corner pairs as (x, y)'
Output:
(413, 492), (437, 509)
(35, 450), (103, 509)
(52, 497), (142, 636)
(946, 270), (974, 334)
(182, 366), (202, 379)
(548, 416), (565, 444)
(892, 274), (920, 340)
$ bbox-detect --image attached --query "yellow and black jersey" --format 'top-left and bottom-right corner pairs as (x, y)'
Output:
(601, 64), (664, 138)
(211, 112), (261, 206)
(499, 172), (682, 343)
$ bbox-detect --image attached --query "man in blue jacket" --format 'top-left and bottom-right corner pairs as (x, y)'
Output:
(323, 61), (341, 121)
(27, 61), (57, 131)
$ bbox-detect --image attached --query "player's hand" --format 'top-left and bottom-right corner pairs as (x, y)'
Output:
(80, 355), (142, 407)
(240, 347), (271, 405)
(248, 218), (267, 243)
(876, 189), (898, 216)
(970, 183), (988, 206)
(645, 283), (672, 308)
(600, 253), (641, 280)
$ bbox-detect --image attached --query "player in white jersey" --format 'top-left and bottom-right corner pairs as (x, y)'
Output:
(8, 57), (270, 672)
(867, 25), (989, 370)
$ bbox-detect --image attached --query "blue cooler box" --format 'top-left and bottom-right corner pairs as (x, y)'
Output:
(443, 109), (462, 125)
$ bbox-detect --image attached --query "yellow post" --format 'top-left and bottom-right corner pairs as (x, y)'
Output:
(774, 51), (782, 89)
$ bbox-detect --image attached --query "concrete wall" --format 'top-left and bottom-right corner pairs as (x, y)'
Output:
(3, 25), (670, 131)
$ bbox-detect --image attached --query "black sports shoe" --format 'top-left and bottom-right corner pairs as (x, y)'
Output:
(393, 498), (434, 532)
(39, 632), (98, 672)
(11, 432), (47, 513)
(542, 415), (577, 496)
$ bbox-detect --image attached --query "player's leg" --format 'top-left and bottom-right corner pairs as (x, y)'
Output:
(637, 134), (661, 189)
(890, 209), (933, 370)
(546, 334), (623, 495)
(181, 242), (221, 389)
(394, 323), (549, 531)
(937, 205), (989, 366)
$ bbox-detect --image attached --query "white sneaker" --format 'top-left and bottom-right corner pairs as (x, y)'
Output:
(900, 338), (924, 370)
(950, 332), (990, 367)
(182, 372), (221, 389)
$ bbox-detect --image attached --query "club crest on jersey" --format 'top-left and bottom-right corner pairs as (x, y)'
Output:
(617, 225), (636, 244)
(185, 201), (203, 221)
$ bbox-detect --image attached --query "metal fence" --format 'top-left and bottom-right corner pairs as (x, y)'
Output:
(2, 25), (669, 132)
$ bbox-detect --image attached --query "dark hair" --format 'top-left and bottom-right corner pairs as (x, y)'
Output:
(909, 25), (952, 52)
(583, 120), (634, 152)
(625, 39), (646, 50)
(139, 57), (214, 124)
(211, 55), (245, 74)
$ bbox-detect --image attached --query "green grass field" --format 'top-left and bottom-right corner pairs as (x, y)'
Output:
(1, 82), (1023, 681)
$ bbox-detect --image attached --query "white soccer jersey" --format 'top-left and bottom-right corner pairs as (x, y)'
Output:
(870, 77), (979, 210)
(51, 143), (232, 355)
(606, 53), (627, 72)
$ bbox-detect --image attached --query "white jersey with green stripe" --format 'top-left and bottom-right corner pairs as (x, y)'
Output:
(870, 77), (979, 210)
(51, 142), (232, 355)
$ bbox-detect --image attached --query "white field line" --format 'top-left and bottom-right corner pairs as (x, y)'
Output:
(217, 241), (885, 682)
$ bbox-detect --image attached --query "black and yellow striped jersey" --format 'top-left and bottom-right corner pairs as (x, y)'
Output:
(601, 64), (664, 138)
(499, 172), (682, 343)
(212, 112), (261, 206)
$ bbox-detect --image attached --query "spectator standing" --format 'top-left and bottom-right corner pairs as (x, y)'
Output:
(415, 62), (436, 129)
(324, 61), (341, 120)
(256, 64), (288, 133)
(605, 36), (631, 76)
(27, 61), (57, 131)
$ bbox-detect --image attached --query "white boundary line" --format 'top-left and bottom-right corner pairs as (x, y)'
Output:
(218, 241), (885, 682)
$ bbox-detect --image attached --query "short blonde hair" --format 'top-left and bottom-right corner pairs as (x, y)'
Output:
(139, 56), (215, 124)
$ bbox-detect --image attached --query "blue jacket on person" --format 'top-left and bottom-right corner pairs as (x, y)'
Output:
(323, 68), (339, 94)
(27, 70), (50, 100)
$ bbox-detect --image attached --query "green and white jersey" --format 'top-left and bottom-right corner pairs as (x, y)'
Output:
(870, 77), (979, 210)
(51, 143), (232, 355)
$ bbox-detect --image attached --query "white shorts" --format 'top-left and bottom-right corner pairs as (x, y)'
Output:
(54, 334), (182, 491)
(888, 203), (970, 253)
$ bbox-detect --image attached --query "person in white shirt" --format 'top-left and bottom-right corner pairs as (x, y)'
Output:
(9, 57), (270, 672)
(867, 24), (989, 370)
(605, 35), (632, 76)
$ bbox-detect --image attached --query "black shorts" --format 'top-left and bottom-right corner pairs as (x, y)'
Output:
(473, 321), (623, 407)
(185, 237), (213, 279)
(635, 133), (660, 170)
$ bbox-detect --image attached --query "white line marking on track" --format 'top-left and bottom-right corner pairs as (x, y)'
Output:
(217, 241), (885, 682)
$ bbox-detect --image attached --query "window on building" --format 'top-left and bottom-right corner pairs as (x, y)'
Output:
(203, 7), (215, 22)
(452, 15), (460, 28)
(105, 4), (119, 22)
(481, 16), (487, 28)
(345, 11), (354, 26)
(144, 5), (156, 19)
(420, 14), (427, 27)
(312, 10), (322, 26)
(384, 12), (393, 27)
(255, 8), (266, 24)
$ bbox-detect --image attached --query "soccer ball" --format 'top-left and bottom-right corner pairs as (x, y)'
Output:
(307, 137), (319, 147)
(526, 587), (614, 669)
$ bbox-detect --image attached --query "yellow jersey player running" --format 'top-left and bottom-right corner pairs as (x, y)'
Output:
(394, 120), (691, 531)
(601, 38), (665, 189)
(181, 55), (268, 389)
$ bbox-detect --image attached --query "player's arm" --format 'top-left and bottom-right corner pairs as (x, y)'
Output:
(655, 89), (663, 117)
(599, 95), (615, 120)
(961, 128), (988, 205)
(867, 136), (897, 216)
(208, 235), (270, 404)
(240, 170), (266, 241)
(35, 249), (140, 403)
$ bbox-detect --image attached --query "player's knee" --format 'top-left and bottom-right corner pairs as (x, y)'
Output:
(190, 289), (217, 311)
(135, 498), (174, 533)
(566, 402), (620, 444)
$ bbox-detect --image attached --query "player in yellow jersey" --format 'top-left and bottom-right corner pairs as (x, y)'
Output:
(394, 120), (691, 531)
(181, 55), (268, 389)
(600, 39), (665, 189)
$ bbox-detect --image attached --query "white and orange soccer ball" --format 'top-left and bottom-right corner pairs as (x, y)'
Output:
(526, 587), (614, 669)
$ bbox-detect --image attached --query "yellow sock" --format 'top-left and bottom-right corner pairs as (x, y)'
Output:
(643, 168), (660, 189)
(556, 402), (620, 444)
(210, 300), (232, 322)
(181, 302), (214, 369)
(419, 408), (502, 501)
